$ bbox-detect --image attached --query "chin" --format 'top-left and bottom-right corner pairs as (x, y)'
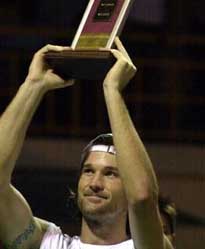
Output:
(82, 204), (108, 217)
(80, 204), (112, 220)
(82, 211), (115, 225)
(79, 197), (108, 211)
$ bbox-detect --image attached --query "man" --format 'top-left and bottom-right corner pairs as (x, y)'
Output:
(159, 196), (176, 246)
(0, 38), (173, 249)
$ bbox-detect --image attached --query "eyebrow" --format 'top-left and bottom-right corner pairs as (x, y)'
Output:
(82, 164), (92, 169)
(82, 164), (118, 171)
(104, 166), (119, 172)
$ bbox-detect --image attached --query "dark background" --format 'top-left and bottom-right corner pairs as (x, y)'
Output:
(0, 0), (205, 143)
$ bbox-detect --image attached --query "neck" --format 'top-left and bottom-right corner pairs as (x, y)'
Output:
(80, 216), (128, 245)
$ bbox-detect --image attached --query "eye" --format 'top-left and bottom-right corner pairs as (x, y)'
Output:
(105, 170), (118, 178)
(82, 168), (94, 176)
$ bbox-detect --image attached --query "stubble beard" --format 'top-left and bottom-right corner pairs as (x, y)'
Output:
(77, 196), (126, 227)
(78, 198), (109, 224)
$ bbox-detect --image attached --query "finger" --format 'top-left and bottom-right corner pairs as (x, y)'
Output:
(65, 79), (75, 86)
(111, 49), (137, 75)
(49, 69), (75, 84)
(99, 45), (129, 65)
(98, 47), (110, 52)
(31, 44), (73, 70)
(110, 49), (127, 62)
(59, 79), (75, 88)
(38, 44), (72, 54)
(114, 37), (132, 62)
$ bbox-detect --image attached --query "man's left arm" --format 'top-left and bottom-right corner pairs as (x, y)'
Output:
(103, 38), (173, 249)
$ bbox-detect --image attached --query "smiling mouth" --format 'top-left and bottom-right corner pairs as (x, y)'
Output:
(85, 195), (107, 202)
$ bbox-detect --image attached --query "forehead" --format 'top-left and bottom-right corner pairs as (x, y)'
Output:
(83, 151), (117, 169)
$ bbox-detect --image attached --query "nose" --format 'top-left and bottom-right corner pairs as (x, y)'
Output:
(89, 173), (104, 192)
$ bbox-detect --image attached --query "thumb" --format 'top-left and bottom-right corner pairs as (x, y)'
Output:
(64, 79), (75, 87)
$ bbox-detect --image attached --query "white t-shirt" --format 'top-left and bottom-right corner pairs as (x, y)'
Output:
(40, 223), (135, 249)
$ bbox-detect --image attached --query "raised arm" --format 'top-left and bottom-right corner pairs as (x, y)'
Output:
(103, 38), (173, 249)
(0, 45), (74, 249)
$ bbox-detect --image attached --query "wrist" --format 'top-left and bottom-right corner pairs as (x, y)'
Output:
(23, 77), (48, 96)
(103, 85), (123, 104)
(103, 83), (122, 96)
(103, 81), (120, 91)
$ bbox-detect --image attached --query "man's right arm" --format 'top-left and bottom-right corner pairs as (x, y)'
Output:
(0, 81), (50, 249)
(0, 44), (74, 249)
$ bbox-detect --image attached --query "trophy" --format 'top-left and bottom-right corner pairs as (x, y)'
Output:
(45, 0), (134, 80)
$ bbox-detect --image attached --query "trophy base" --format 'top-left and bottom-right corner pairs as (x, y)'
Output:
(45, 50), (116, 80)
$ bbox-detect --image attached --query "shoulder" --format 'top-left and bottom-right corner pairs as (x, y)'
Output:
(39, 221), (77, 249)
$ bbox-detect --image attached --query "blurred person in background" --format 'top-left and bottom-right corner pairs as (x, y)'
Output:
(159, 195), (177, 247)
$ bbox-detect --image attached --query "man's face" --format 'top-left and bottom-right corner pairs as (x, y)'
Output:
(77, 151), (128, 223)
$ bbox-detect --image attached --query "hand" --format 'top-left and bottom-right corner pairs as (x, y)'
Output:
(25, 44), (74, 92)
(103, 37), (137, 92)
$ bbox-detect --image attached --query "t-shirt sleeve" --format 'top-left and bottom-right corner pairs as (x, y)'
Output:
(40, 222), (71, 249)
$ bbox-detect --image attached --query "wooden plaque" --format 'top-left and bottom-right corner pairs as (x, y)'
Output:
(45, 0), (134, 80)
